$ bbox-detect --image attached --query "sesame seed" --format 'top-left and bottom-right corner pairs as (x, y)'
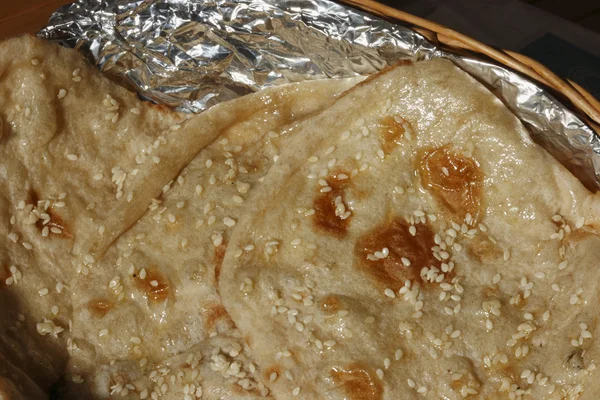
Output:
(383, 358), (391, 369)
(66, 154), (78, 161)
(376, 369), (384, 379)
(57, 89), (67, 99)
(150, 280), (159, 287)
(223, 217), (236, 227)
(503, 249), (511, 261)
(384, 288), (396, 298)
(292, 387), (300, 396)
(98, 329), (109, 337)
(31, 58), (40, 65)
(558, 261), (568, 270)
(409, 226), (416, 236)
(395, 349), (403, 360)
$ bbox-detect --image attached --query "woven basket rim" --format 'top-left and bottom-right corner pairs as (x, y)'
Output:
(339, 0), (600, 134)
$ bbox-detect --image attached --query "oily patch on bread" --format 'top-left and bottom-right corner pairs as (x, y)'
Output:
(418, 145), (484, 222)
(378, 115), (413, 155)
(330, 363), (383, 400)
(135, 267), (170, 303)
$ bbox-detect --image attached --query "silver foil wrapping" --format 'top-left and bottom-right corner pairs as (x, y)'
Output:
(39, 0), (600, 190)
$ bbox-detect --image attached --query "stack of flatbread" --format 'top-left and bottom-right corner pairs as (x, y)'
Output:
(1, 35), (599, 400)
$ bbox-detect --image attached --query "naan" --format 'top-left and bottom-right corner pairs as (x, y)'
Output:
(0, 34), (184, 399)
(220, 59), (600, 399)
(65, 77), (360, 399)
(0, 33), (361, 400)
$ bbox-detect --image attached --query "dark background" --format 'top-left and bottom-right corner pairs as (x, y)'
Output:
(379, 0), (600, 33)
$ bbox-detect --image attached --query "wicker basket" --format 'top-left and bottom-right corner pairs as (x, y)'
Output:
(339, 0), (600, 135)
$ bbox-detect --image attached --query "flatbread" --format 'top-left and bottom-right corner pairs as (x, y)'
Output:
(0, 34), (184, 398)
(0, 33), (361, 400)
(220, 59), (600, 399)
(64, 76), (360, 399)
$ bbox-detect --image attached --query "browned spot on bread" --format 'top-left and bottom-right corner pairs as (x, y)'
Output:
(264, 365), (281, 382)
(379, 116), (411, 155)
(146, 101), (176, 116)
(331, 363), (383, 400)
(467, 235), (502, 264)
(418, 146), (484, 222)
(214, 242), (227, 283)
(135, 268), (170, 302)
(88, 299), (112, 318)
(499, 364), (517, 381)
(28, 188), (72, 238)
(355, 217), (446, 291)
(320, 295), (342, 312)
(313, 173), (352, 237)
(0, 265), (9, 288)
(204, 304), (232, 330)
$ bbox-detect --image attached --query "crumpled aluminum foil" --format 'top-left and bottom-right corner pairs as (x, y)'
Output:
(39, 0), (600, 190)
